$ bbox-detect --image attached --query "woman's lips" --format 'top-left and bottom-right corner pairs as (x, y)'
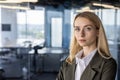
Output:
(79, 39), (86, 42)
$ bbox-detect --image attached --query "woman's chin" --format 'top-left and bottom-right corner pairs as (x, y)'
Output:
(79, 43), (86, 47)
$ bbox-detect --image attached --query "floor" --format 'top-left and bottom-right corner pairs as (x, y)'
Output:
(6, 72), (58, 80)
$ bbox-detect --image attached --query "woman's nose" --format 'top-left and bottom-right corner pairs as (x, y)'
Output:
(80, 29), (85, 37)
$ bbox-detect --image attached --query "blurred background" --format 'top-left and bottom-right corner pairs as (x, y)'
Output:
(0, 0), (119, 80)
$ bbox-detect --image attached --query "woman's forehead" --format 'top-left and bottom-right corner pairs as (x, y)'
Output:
(74, 17), (94, 26)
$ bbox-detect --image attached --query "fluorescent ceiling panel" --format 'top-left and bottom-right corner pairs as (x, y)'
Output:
(0, 0), (38, 3)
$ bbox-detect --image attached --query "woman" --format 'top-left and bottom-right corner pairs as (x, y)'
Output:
(56, 11), (117, 80)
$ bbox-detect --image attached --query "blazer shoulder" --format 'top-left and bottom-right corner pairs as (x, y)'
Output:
(95, 52), (117, 65)
(103, 57), (117, 64)
(101, 57), (117, 70)
(61, 58), (76, 68)
(60, 59), (69, 68)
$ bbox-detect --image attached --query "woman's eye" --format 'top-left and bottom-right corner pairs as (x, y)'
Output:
(74, 28), (80, 31)
(84, 27), (92, 31)
(86, 27), (91, 30)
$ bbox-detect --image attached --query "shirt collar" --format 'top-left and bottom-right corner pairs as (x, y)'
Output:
(75, 48), (97, 66)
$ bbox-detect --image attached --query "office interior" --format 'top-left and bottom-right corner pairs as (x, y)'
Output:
(0, 0), (120, 80)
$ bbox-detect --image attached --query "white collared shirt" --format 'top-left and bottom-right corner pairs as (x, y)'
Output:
(75, 49), (97, 80)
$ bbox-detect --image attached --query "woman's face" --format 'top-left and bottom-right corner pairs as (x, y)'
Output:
(74, 17), (98, 48)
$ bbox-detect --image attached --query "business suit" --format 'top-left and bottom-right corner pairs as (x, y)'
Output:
(56, 52), (117, 80)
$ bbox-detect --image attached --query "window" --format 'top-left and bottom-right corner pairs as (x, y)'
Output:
(51, 18), (62, 47)
(17, 9), (45, 47)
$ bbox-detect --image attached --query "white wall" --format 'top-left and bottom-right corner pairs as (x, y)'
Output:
(0, 8), (2, 46)
(0, 8), (17, 47)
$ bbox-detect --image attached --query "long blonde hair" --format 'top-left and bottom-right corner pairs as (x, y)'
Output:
(66, 11), (111, 64)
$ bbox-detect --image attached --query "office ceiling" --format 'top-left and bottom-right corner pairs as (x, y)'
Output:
(31, 0), (120, 8)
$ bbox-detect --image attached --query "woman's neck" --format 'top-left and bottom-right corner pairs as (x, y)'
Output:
(82, 46), (97, 57)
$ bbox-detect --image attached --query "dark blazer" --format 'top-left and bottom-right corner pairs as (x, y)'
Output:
(56, 52), (117, 80)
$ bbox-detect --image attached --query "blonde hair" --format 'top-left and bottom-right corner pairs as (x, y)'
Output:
(66, 11), (111, 64)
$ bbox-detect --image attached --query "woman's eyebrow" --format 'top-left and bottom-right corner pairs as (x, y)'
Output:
(84, 24), (94, 27)
(74, 26), (79, 28)
(74, 24), (94, 28)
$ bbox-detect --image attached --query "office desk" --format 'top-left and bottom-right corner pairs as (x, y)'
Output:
(0, 47), (31, 78)
(29, 48), (68, 72)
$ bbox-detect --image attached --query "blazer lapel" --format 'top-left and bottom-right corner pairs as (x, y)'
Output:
(65, 59), (76, 80)
(80, 52), (103, 80)
(71, 60), (77, 80)
(80, 64), (96, 80)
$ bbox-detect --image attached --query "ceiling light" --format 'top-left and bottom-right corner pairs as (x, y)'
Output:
(92, 2), (119, 9)
(76, 6), (94, 12)
(0, 0), (38, 3)
(21, 0), (38, 2)
(0, 5), (30, 10)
